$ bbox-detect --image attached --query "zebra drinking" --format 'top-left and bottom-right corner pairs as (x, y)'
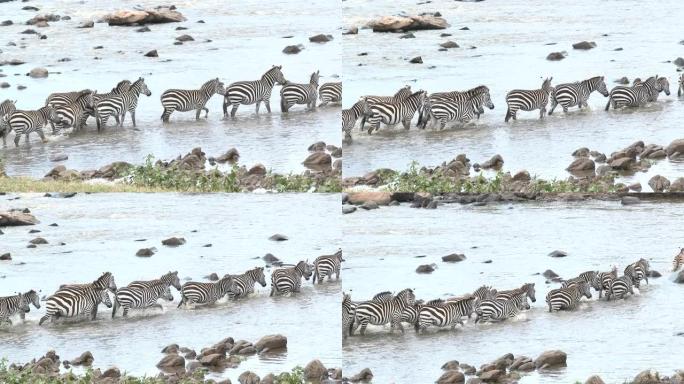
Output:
(222, 65), (287, 117)
(342, 97), (371, 142)
(161, 78), (225, 122)
(350, 288), (415, 335)
(8, 106), (61, 147)
(318, 82), (342, 106)
(280, 70), (320, 112)
(0, 291), (36, 326)
(112, 281), (173, 318)
(366, 90), (427, 134)
(504, 77), (553, 122)
(606, 275), (634, 300)
(360, 86), (412, 131)
(312, 250), (344, 284)
(224, 267), (267, 299)
(605, 76), (663, 110)
(415, 296), (475, 333)
(177, 276), (237, 308)
(548, 76), (609, 114)
(270, 260), (312, 296)
(672, 248), (684, 271)
(39, 272), (115, 325)
(546, 281), (592, 312)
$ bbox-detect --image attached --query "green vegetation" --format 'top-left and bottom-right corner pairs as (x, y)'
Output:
(274, 366), (306, 384)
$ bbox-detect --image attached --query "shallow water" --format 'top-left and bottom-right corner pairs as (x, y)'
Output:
(342, 201), (684, 383)
(0, 0), (340, 177)
(0, 193), (341, 380)
(342, 0), (684, 189)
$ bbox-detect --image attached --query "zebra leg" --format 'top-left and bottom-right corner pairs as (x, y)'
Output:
(358, 320), (367, 336)
(505, 108), (512, 122)
(604, 98), (612, 111)
(38, 315), (49, 326)
(539, 107), (546, 119)
(120, 110), (127, 127)
(270, 286), (275, 297)
(91, 305), (99, 320)
(122, 307), (129, 317)
(114, 115), (120, 127)
(203, 107), (209, 118)
(548, 99), (557, 115)
(161, 108), (173, 122)
(131, 111), (137, 128)
(402, 119), (410, 130)
(312, 270), (317, 284)
(563, 105), (569, 113)
(230, 105), (239, 118)
(196, 109), (202, 120)
(37, 128), (47, 144)
(265, 100), (272, 113)
(359, 115), (367, 131)
(336, 269), (340, 280)
(255, 101), (261, 114)
(19, 311), (25, 321)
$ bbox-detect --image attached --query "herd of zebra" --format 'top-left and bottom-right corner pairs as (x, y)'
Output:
(0, 251), (343, 327)
(0, 66), (342, 147)
(342, 73), (684, 141)
(343, 256), (662, 337)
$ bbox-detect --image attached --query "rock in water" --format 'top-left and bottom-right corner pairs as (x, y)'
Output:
(367, 15), (450, 32)
(254, 334), (287, 353)
(442, 253), (466, 262)
(29, 67), (48, 78)
(105, 7), (185, 26)
(161, 237), (186, 246)
(572, 41), (597, 50)
(268, 234), (288, 241)
(548, 250), (567, 258)
(534, 350), (567, 369)
(309, 34), (333, 43)
(0, 211), (39, 226)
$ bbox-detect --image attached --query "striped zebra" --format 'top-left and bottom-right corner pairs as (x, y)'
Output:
(420, 93), (484, 130)
(606, 275), (634, 300)
(270, 260), (313, 296)
(416, 296), (475, 332)
(280, 70), (320, 112)
(605, 76), (662, 110)
(561, 271), (601, 292)
(420, 85), (494, 125)
(160, 78), (225, 122)
(0, 100), (16, 144)
(474, 292), (530, 323)
(342, 97), (371, 142)
(8, 106), (61, 147)
(400, 299), (425, 326)
(546, 281), (592, 312)
(112, 281), (173, 318)
(222, 65), (287, 117)
(343, 291), (394, 338)
(117, 77), (152, 127)
(472, 285), (498, 302)
(224, 267), (267, 299)
(312, 250), (344, 284)
(593, 267), (618, 299)
(504, 77), (553, 122)
(40, 273), (115, 325)
(54, 90), (96, 131)
(548, 76), (609, 114)
(318, 82), (342, 106)
(127, 271), (182, 292)
(360, 86), (412, 131)
(1, 290), (39, 325)
(679, 74), (684, 97)
(496, 282), (537, 304)
(366, 90), (427, 134)
(177, 276), (236, 308)
(350, 288), (415, 335)
(634, 76), (671, 101)
(672, 248), (684, 271)
(624, 258), (650, 288)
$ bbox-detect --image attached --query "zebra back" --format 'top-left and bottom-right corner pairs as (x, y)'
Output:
(128, 271), (181, 291)
(365, 85), (412, 104)
(672, 248), (684, 271)
(319, 82), (342, 103)
(497, 282), (536, 303)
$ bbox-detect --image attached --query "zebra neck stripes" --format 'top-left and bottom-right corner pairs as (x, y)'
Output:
(672, 248), (684, 272)
(366, 90), (427, 134)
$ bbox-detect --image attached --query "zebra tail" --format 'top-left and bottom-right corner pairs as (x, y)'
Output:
(504, 108), (511, 122)
(312, 271), (318, 284)
(111, 297), (119, 318)
(604, 97), (611, 111)
(280, 96), (287, 113)
(177, 297), (185, 308)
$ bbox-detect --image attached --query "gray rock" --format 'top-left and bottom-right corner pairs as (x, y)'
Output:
(342, 206), (357, 214)
(175, 34), (194, 42)
(442, 253), (466, 262)
(416, 264), (435, 273)
(440, 40), (459, 48)
(546, 51), (567, 61)
(534, 350), (567, 369)
(162, 237), (186, 246)
(144, 50), (158, 57)
(29, 67), (48, 78)
(77, 21), (94, 28)
(283, 45), (303, 54)
(542, 269), (559, 279)
(269, 234), (288, 241)
(548, 250), (567, 258)
(309, 34), (333, 43)
(572, 41), (596, 50)
(409, 56), (423, 64)
(135, 247), (156, 257)
(621, 196), (640, 205)
(648, 175), (670, 192)
(49, 154), (68, 162)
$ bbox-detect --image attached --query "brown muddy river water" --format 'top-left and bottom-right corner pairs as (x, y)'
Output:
(0, 193), (341, 380)
(342, 201), (684, 383)
(0, 0), (340, 177)
(342, 0), (684, 190)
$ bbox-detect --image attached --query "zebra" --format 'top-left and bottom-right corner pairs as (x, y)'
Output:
(400, 299), (425, 326)
(360, 85), (412, 131)
(115, 77), (152, 127)
(366, 90), (427, 134)
(46, 81), (128, 107)
(416, 296), (475, 333)
(548, 76), (609, 114)
(0, 291), (36, 325)
(624, 258), (650, 288)
(0, 100), (16, 144)
(40, 273), (115, 325)
(112, 281), (173, 318)
(496, 282), (536, 304)
(318, 82), (342, 106)
(634, 76), (670, 101)
(605, 76), (662, 110)
(606, 275), (634, 300)
(343, 291), (394, 338)
(475, 292), (530, 323)
(420, 93), (484, 130)
(470, 285), (498, 306)
(420, 85), (494, 125)
(8, 106), (61, 147)
(270, 260), (313, 296)
(350, 288), (415, 336)
(280, 70), (320, 112)
(546, 281), (592, 312)
(127, 271), (182, 292)
(224, 266), (267, 299)
(593, 267), (618, 299)
(54, 90), (96, 131)
(505, 77), (553, 122)
(1, 99), (18, 116)
(312, 250), (344, 284)
(177, 276), (236, 308)
(672, 248), (684, 271)
(222, 65), (287, 117)
(561, 271), (601, 292)
(342, 97), (371, 142)
(161, 78), (225, 122)
(679, 74), (684, 97)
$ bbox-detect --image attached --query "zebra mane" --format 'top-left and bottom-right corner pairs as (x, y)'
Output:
(466, 85), (490, 96)
(425, 298), (444, 306)
(201, 78), (221, 90)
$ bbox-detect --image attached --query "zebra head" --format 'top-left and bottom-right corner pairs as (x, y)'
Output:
(99, 290), (113, 308)
(296, 260), (313, 280)
(40, 106), (62, 124)
(135, 77), (152, 96)
(202, 78), (225, 96)
(334, 249), (345, 262)
(523, 283), (536, 303)
(372, 291), (393, 302)
(218, 275), (237, 296)
(594, 76), (609, 97)
(394, 288), (416, 306)
(93, 272), (117, 293)
(24, 289), (41, 310)
(343, 292), (351, 305)
(76, 90), (96, 109)
(16, 292), (30, 313)
(114, 80), (132, 94)
(265, 65), (287, 85)
(161, 286), (174, 302)
(0, 99), (17, 115)
(632, 78), (643, 86)
(162, 271), (182, 291)
(656, 76), (670, 96)
(638, 258), (651, 273)
(480, 90), (494, 110)
(253, 266), (267, 287)
(310, 71), (320, 87)
(570, 281), (592, 299)
(541, 77), (553, 93)
(394, 85), (412, 100)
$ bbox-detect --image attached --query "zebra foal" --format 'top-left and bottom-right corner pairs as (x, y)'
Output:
(1, 290), (40, 325)
(8, 106), (61, 147)
(342, 97), (371, 142)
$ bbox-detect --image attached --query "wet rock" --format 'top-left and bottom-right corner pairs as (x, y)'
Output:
(144, 50), (158, 57)
(49, 154), (68, 162)
(105, 7), (186, 26)
(648, 175), (670, 192)
(343, 27), (358, 35)
(409, 56), (423, 64)
(466, 379), (483, 384)
(308, 141), (327, 152)
(248, 163), (267, 176)
(509, 356), (533, 371)
(648, 270), (662, 278)
(283, 45), (303, 54)
(349, 368), (373, 383)
(78, 21), (94, 28)
(102, 367), (121, 379)
(176, 34), (194, 42)
(621, 196), (640, 205)
(309, 34), (333, 43)
(161, 344), (179, 354)
(136, 247), (156, 257)
(460, 364), (476, 374)
(205, 273), (219, 281)
(367, 15), (450, 32)
(512, 170), (531, 182)
(572, 147), (590, 157)
(29, 237), (48, 245)
(609, 157), (634, 170)
(303, 152), (332, 168)
(674, 57), (684, 67)
(632, 370), (660, 384)
(342, 206), (357, 214)
(331, 147), (342, 158)
(262, 253), (280, 265)
(615, 77), (629, 84)
(268, 234), (288, 241)
(200, 353), (224, 367)
(437, 370), (465, 384)
(238, 371), (260, 384)
(442, 253), (466, 263)
(162, 237), (186, 246)
(136, 26), (151, 32)
(534, 350), (567, 369)
(566, 157), (595, 172)
(1, 20), (13, 26)
(347, 191), (392, 206)
(0, 82), (9, 89)
(360, 201), (379, 210)
(0, 210), (39, 226)
(0, 253), (11, 261)
(481, 154), (504, 170)
(573, 41), (597, 50)
(666, 139), (684, 159)
(594, 153), (607, 163)
(542, 269), (559, 279)
(584, 375), (605, 384)
(28, 67), (48, 78)
(416, 264), (435, 273)
(548, 250), (567, 258)
(628, 182), (642, 192)
(675, 270), (684, 284)
(478, 369), (504, 382)
(216, 148), (240, 163)
(157, 354), (185, 369)
(69, 351), (94, 366)
(668, 177), (684, 192)
(441, 360), (460, 370)
(399, 32), (415, 39)
(440, 40), (459, 48)
(304, 359), (328, 380)
(254, 334), (287, 353)
(546, 51), (567, 61)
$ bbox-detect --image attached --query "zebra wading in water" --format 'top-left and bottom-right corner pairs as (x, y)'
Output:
(280, 70), (320, 112)
(127, 271), (182, 293)
(672, 248), (684, 271)
(223, 267), (267, 299)
(475, 292), (530, 323)
(496, 282), (537, 304)
(343, 291), (394, 338)
(679, 74), (684, 97)
(160, 78), (225, 122)
(117, 77), (152, 127)
(177, 276), (237, 308)
(270, 260), (313, 296)
(1, 291), (38, 326)
(546, 281), (592, 312)
(420, 92), (490, 130)
(8, 106), (61, 147)
(624, 258), (650, 288)
(605, 76), (662, 110)
(342, 97), (371, 142)
(222, 65), (287, 117)
(312, 250), (344, 284)
(504, 77), (553, 122)
(318, 82), (342, 106)
(634, 76), (671, 101)
(416, 296), (475, 333)
(561, 271), (601, 292)
(360, 85), (412, 131)
(0, 100), (17, 145)
(54, 90), (96, 131)
(548, 76), (609, 114)
(112, 281), (173, 318)
(594, 267), (618, 299)
(366, 90), (427, 134)
(351, 288), (415, 336)
(40, 273), (115, 325)
(606, 275), (634, 300)
(419, 85), (494, 126)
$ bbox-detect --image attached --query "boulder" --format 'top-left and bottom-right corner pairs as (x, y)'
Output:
(478, 369), (503, 382)
(248, 163), (267, 176)
(367, 15), (450, 32)
(102, 367), (121, 379)
(481, 154), (504, 170)
(572, 147), (591, 157)
(674, 57), (684, 67)
(621, 196), (640, 205)
(216, 148), (240, 163)
(303, 152), (332, 169)
(674, 270), (684, 284)
(648, 175), (670, 192)
(437, 370), (465, 384)
(409, 56), (423, 64)
(49, 154), (68, 162)
(416, 264), (435, 273)
(628, 183), (642, 192)
(572, 41), (597, 50)
(161, 344), (179, 354)
(283, 45), (303, 54)
(304, 359), (328, 380)
(254, 334), (287, 353)
(262, 253), (280, 264)
(268, 234), (288, 241)
(69, 351), (94, 366)
(343, 27), (358, 35)
(440, 41), (459, 49)
(176, 34), (194, 42)
(442, 253), (466, 262)
(156, 354), (185, 369)
(509, 356), (532, 371)
(548, 250), (567, 258)
(666, 139), (684, 158)
(546, 51), (567, 61)
(238, 371), (260, 384)
(342, 206), (357, 214)
(669, 178), (684, 192)
(199, 353), (224, 367)
(360, 201), (379, 210)
(584, 375), (605, 384)
(349, 368), (373, 382)
(144, 50), (158, 57)
(136, 26), (151, 32)
(309, 34), (333, 43)
(105, 7), (186, 26)
(136, 247), (156, 257)
(534, 350), (567, 369)
(0, 253), (11, 260)
(205, 273), (219, 281)
(0, 211), (39, 226)
(609, 157), (634, 170)
(29, 237), (48, 245)
(512, 170), (531, 182)
(566, 158), (595, 173)
(347, 192), (392, 206)
(78, 21), (94, 28)
(441, 361), (460, 370)
(542, 269), (559, 279)
(162, 237), (186, 246)
(632, 370), (660, 384)
(29, 67), (48, 78)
